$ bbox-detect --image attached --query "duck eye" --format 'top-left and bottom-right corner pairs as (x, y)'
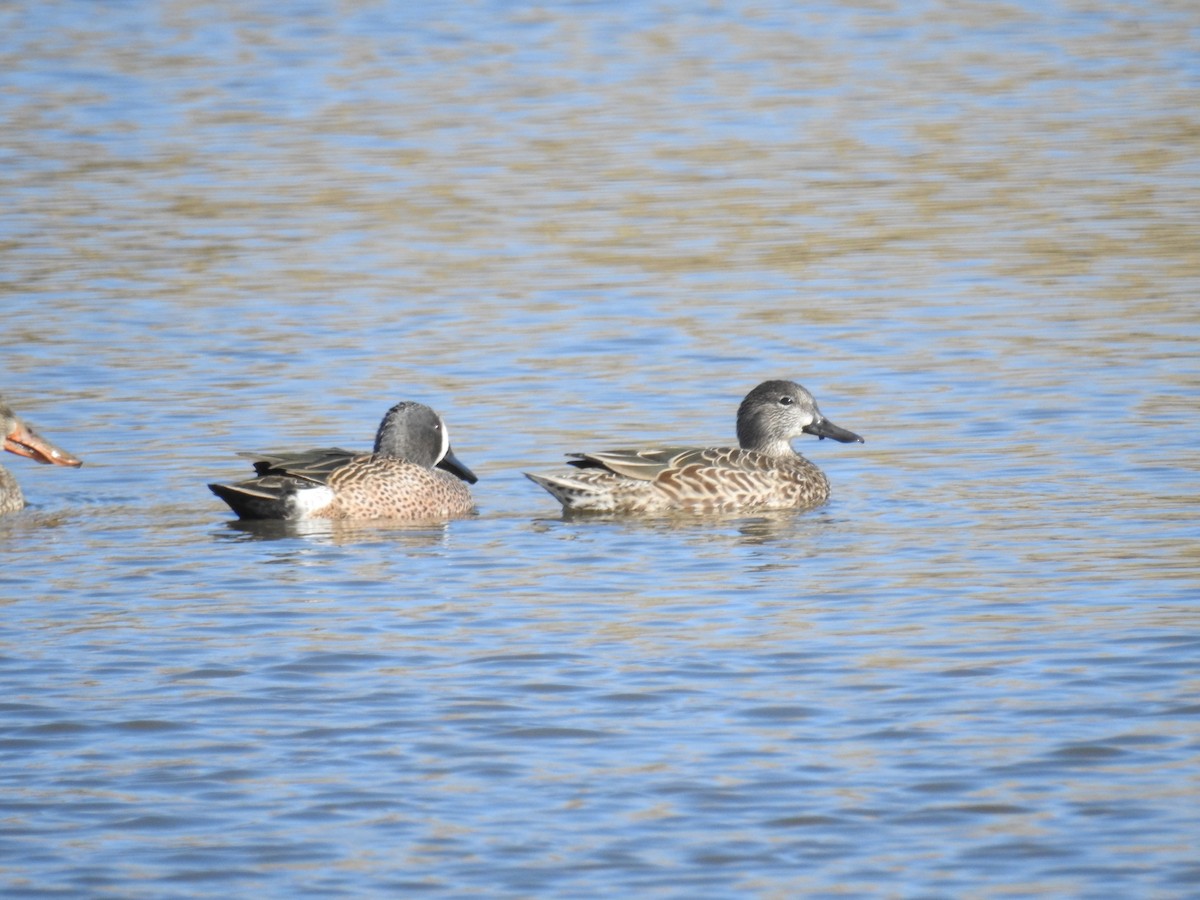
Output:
(778, 395), (794, 405)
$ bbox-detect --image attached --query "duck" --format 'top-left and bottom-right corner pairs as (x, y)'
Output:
(525, 380), (862, 514)
(1, 399), (83, 515)
(209, 401), (477, 520)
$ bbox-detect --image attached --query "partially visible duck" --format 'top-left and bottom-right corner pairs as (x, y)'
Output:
(1, 399), (83, 515)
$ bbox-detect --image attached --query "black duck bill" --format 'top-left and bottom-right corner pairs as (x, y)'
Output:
(803, 417), (864, 444)
(437, 446), (478, 484)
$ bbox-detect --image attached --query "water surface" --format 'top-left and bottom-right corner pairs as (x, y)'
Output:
(2, 1), (1198, 896)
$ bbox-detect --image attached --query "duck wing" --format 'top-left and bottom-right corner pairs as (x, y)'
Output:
(566, 447), (741, 482)
(241, 447), (360, 484)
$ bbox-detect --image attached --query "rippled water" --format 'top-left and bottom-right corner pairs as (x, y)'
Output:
(2, 0), (1198, 896)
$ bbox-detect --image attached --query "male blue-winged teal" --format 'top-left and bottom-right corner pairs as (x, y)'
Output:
(209, 401), (477, 520)
(1, 399), (83, 515)
(525, 380), (863, 514)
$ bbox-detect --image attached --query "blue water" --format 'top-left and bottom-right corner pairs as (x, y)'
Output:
(2, 0), (1198, 897)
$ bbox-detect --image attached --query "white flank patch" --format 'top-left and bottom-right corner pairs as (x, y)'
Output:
(290, 485), (336, 519)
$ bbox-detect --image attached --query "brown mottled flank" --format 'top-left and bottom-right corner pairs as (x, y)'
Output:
(525, 380), (862, 515)
(318, 455), (474, 520)
(529, 446), (831, 514)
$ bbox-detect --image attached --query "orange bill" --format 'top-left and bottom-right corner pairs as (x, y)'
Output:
(3, 418), (83, 467)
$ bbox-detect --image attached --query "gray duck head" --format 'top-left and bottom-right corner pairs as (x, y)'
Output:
(373, 401), (477, 484)
(735, 380), (863, 456)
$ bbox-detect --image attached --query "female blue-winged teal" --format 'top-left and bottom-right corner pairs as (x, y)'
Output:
(1, 399), (83, 515)
(209, 401), (477, 520)
(525, 380), (863, 514)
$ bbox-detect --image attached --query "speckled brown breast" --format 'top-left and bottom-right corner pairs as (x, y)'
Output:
(0, 466), (25, 515)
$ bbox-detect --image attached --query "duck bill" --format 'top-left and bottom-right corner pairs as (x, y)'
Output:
(3, 418), (83, 467)
(437, 445), (478, 484)
(802, 417), (864, 444)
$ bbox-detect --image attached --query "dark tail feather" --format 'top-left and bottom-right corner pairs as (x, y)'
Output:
(209, 481), (292, 520)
